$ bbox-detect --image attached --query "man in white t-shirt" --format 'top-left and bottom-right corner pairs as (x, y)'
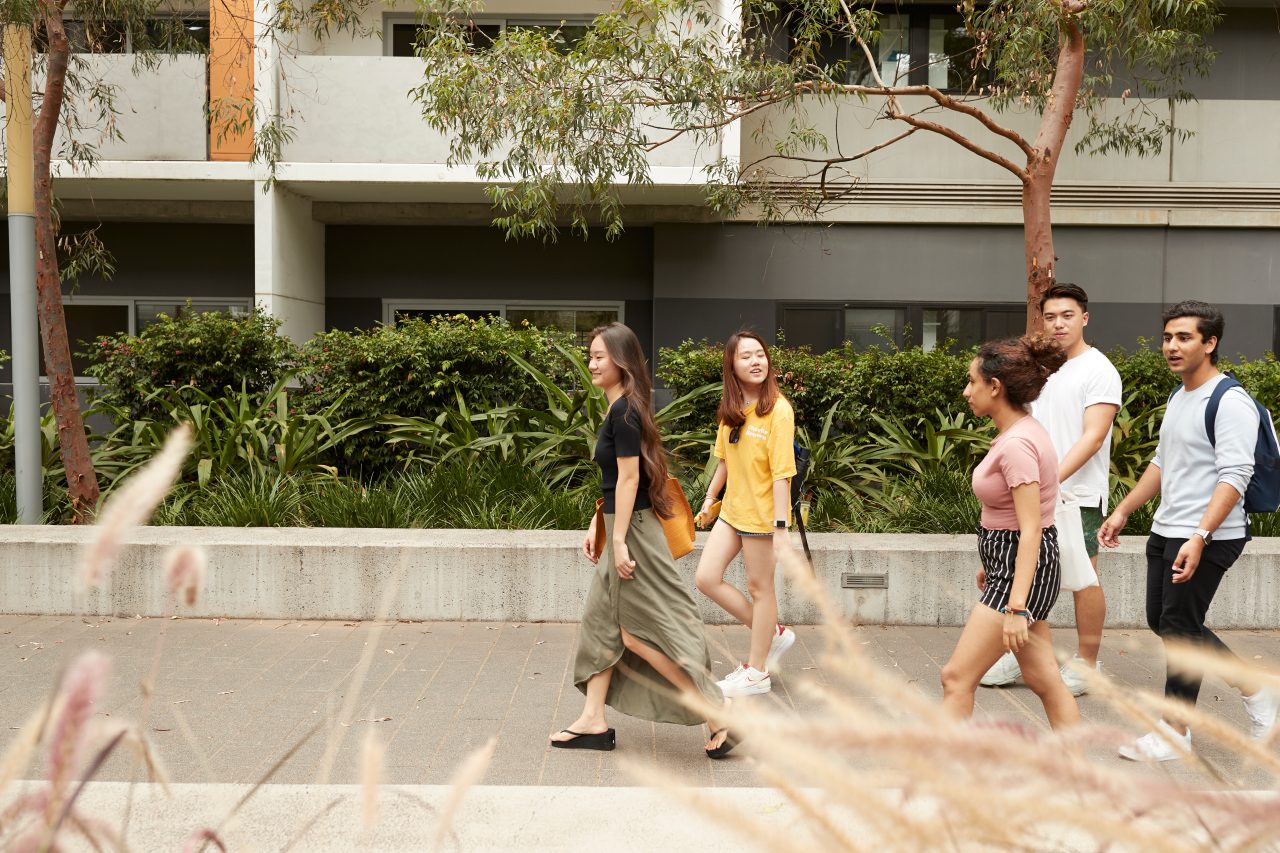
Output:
(980, 283), (1122, 696)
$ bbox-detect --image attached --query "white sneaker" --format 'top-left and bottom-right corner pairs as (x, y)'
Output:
(1243, 688), (1279, 741)
(1060, 655), (1100, 697)
(765, 626), (796, 673)
(717, 664), (771, 698)
(1118, 720), (1191, 762)
(980, 652), (1021, 687)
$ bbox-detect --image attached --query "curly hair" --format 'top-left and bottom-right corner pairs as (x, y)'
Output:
(975, 335), (1067, 408)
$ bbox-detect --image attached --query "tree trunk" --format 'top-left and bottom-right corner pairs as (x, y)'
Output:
(1021, 174), (1056, 334)
(1021, 14), (1087, 335)
(32, 8), (100, 520)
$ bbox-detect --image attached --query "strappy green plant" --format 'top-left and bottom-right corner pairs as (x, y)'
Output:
(864, 410), (993, 478)
(91, 379), (372, 490)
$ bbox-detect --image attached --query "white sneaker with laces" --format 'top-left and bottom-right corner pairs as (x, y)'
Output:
(1059, 655), (1100, 697)
(1243, 688), (1279, 741)
(765, 626), (796, 673)
(717, 664), (771, 697)
(980, 652), (1021, 687)
(1118, 720), (1191, 762)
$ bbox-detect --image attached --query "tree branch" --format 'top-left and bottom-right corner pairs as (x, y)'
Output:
(844, 83), (1034, 161)
(737, 125), (918, 175)
(890, 110), (1029, 181)
(1032, 12), (1087, 164)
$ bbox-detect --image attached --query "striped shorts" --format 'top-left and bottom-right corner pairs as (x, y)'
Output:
(976, 525), (1061, 623)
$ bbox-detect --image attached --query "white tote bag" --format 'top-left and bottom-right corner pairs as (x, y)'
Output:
(1055, 498), (1098, 592)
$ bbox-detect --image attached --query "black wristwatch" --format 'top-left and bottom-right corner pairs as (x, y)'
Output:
(774, 519), (787, 529)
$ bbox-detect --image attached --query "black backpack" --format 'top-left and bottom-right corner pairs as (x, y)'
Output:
(791, 441), (813, 567)
(1166, 376), (1280, 514)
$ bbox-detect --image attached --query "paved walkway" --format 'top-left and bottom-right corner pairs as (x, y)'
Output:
(2, 615), (1276, 789)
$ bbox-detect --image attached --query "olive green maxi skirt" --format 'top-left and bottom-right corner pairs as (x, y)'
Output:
(572, 508), (723, 725)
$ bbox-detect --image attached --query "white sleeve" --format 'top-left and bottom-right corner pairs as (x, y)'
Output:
(1085, 361), (1123, 408)
(1213, 388), (1259, 496)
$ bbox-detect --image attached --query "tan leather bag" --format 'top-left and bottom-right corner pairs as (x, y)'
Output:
(593, 476), (696, 561)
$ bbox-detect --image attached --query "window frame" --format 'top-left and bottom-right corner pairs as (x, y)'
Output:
(54, 295), (251, 384)
(778, 3), (992, 95)
(382, 13), (595, 57)
(56, 15), (211, 54)
(382, 298), (625, 336)
(776, 300), (1025, 353)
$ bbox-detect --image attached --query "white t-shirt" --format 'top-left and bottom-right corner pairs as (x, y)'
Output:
(1030, 346), (1123, 511)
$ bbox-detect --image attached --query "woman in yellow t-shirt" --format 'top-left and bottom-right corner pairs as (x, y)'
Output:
(695, 330), (798, 698)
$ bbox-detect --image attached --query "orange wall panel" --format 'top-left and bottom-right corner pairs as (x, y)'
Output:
(209, 0), (254, 161)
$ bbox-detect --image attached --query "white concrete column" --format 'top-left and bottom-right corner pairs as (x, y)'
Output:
(255, 183), (325, 342)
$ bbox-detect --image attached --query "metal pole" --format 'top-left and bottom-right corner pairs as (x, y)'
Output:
(5, 24), (43, 523)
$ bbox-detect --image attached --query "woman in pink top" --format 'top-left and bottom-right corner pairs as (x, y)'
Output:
(940, 335), (1080, 730)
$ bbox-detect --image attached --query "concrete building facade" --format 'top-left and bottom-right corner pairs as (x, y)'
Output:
(1, 1), (1277, 390)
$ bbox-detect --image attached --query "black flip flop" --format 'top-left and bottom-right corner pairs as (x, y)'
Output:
(705, 729), (740, 760)
(551, 728), (616, 751)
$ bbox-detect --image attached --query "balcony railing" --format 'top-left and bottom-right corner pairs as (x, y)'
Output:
(738, 95), (1280, 187)
(281, 55), (722, 175)
(54, 54), (208, 162)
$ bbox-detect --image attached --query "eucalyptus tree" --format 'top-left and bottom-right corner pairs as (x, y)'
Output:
(0, 0), (372, 518)
(411, 0), (1218, 330)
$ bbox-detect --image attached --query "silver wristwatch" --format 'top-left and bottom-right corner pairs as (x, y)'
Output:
(1193, 528), (1214, 544)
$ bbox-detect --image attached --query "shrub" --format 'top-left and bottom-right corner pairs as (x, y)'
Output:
(1108, 340), (1178, 415)
(85, 307), (299, 422)
(90, 380), (372, 488)
(1228, 351), (1280, 412)
(658, 338), (974, 436)
(293, 315), (580, 476)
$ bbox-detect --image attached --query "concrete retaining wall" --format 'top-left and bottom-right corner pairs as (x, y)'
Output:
(0, 527), (1276, 628)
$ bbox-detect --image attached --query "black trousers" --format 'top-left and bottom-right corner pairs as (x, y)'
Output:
(1145, 533), (1247, 706)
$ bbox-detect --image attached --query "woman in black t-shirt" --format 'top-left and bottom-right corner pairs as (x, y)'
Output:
(550, 323), (734, 758)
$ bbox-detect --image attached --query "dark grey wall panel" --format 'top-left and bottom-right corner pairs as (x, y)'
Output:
(326, 297), (383, 331)
(1085, 302), (1277, 360)
(652, 298), (778, 355)
(657, 224), (1178, 305)
(657, 223), (1025, 303)
(623, 299), (654, 362)
(653, 224), (1278, 357)
(326, 226), (653, 300)
(0, 222), (255, 382)
(1164, 228), (1280, 303)
(1191, 9), (1280, 101)
(0, 222), (254, 298)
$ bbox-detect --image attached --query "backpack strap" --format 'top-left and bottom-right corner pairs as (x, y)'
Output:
(1204, 376), (1245, 447)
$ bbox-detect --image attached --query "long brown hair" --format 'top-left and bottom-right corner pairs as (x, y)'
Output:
(716, 330), (782, 428)
(591, 323), (674, 519)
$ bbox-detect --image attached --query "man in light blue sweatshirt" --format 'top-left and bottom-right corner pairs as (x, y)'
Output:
(1099, 300), (1277, 762)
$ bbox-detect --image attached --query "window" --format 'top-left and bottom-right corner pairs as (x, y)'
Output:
(136, 300), (248, 330)
(46, 303), (131, 378)
(385, 15), (592, 58)
(773, 4), (989, 93)
(143, 18), (211, 52)
(779, 302), (1024, 353)
(53, 17), (210, 54)
(49, 298), (250, 381)
(384, 300), (623, 346)
(845, 307), (906, 350)
(927, 14), (984, 93)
